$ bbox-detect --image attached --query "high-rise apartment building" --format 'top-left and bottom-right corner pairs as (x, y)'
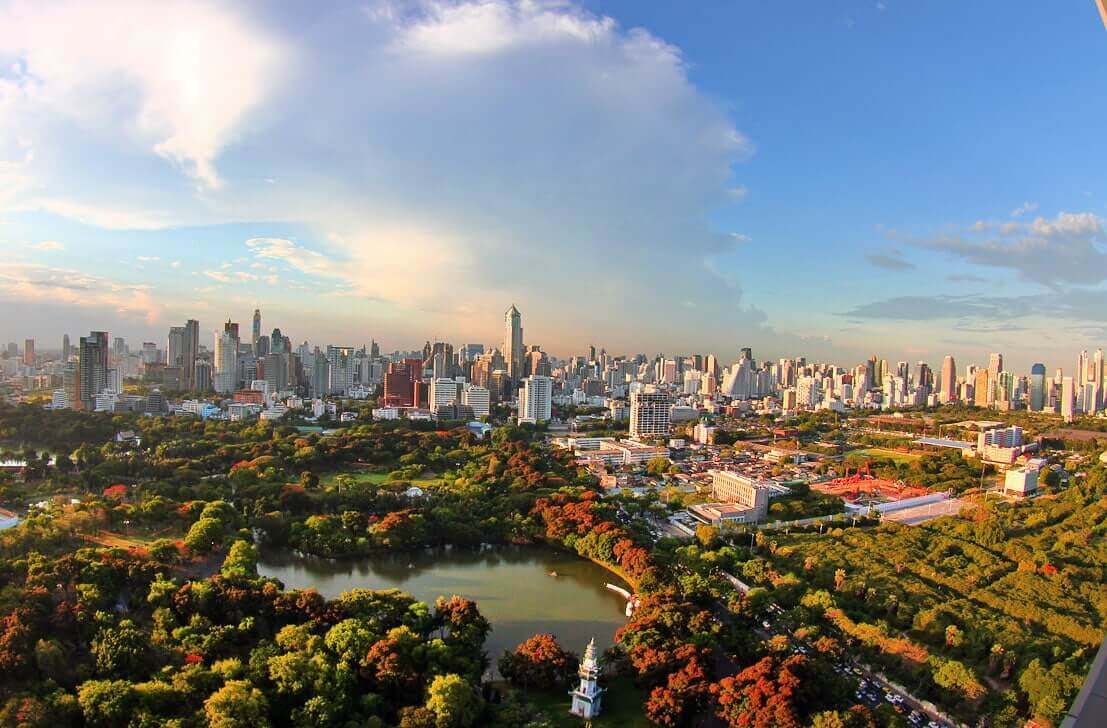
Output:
(168, 320), (200, 390)
(517, 375), (552, 424)
(22, 338), (34, 366)
(214, 323), (240, 394)
(629, 390), (670, 439)
(76, 331), (110, 410)
(1061, 376), (1076, 423)
(504, 304), (524, 383)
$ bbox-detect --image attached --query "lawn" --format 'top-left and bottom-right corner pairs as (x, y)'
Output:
(501, 676), (651, 727)
(851, 447), (922, 464)
(319, 469), (443, 488)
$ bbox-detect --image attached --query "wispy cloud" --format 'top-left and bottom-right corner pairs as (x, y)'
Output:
(903, 211), (1106, 287)
(26, 240), (64, 251)
(865, 249), (915, 271)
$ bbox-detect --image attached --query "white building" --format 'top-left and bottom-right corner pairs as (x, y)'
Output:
(518, 375), (552, 424)
(629, 391), (670, 439)
(430, 377), (461, 413)
(1004, 468), (1038, 498)
(462, 384), (490, 418)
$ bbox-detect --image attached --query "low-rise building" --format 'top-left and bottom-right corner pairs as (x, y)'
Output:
(1004, 467), (1038, 498)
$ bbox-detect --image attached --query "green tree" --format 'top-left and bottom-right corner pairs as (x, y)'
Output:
(184, 517), (224, 553)
(91, 620), (149, 678)
(221, 540), (259, 581)
(77, 680), (136, 727)
(425, 674), (481, 728)
(204, 680), (270, 728)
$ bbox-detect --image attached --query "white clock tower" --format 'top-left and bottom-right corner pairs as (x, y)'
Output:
(569, 638), (604, 719)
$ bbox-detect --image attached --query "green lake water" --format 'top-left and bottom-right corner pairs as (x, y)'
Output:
(257, 545), (631, 664)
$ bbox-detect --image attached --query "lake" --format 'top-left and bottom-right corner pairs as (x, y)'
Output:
(258, 544), (631, 665)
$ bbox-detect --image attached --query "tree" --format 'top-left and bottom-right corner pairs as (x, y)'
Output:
(221, 540), (259, 581)
(184, 517), (224, 553)
(204, 680), (270, 728)
(695, 524), (720, 549)
(1018, 658), (1084, 723)
(497, 634), (577, 690)
(77, 680), (135, 727)
(91, 620), (149, 678)
(425, 673), (481, 728)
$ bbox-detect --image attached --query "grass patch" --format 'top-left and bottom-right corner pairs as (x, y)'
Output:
(319, 469), (444, 489)
(501, 676), (650, 727)
(852, 447), (922, 464)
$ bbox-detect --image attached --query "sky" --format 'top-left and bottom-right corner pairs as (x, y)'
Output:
(1, 0), (1105, 373)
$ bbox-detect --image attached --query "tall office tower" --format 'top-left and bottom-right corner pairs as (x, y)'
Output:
(252, 309), (262, 351)
(629, 390), (671, 439)
(309, 347), (329, 397)
(1029, 363), (1046, 412)
(988, 353), (1004, 380)
(168, 320), (200, 390)
(62, 334), (70, 361)
(1061, 376), (1076, 423)
(370, 339), (380, 359)
(141, 342), (158, 365)
(973, 369), (991, 407)
(939, 355), (956, 403)
(705, 354), (720, 380)
(504, 304), (524, 382)
(112, 336), (125, 360)
(915, 362), (933, 392)
(76, 331), (109, 410)
(896, 361), (909, 379)
(588, 345), (596, 362)
(429, 342), (454, 379)
(517, 375), (552, 424)
(214, 325), (240, 394)
(23, 338), (34, 366)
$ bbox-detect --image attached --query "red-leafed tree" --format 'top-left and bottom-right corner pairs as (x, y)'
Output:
(498, 633), (578, 689)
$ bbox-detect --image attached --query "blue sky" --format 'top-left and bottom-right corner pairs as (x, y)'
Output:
(1, 0), (1105, 372)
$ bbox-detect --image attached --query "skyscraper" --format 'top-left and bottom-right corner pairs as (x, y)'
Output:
(168, 320), (200, 390)
(22, 338), (34, 366)
(939, 355), (956, 403)
(252, 309), (262, 351)
(214, 323), (239, 394)
(76, 331), (109, 410)
(1030, 363), (1046, 412)
(504, 304), (524, 383)
(1061, 376), (1076, 423)
(62, 334), (70, 361)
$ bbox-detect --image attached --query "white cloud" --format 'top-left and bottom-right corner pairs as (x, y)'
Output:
(0, 0), (288, 188)
(0, 0), (770, 353)
(912, 211), (1107, 286)
(26, 240), (64, 251)
(1010, 200), (1038, 218)
(0, 261), (162, 323)
(136, 255), (160, 262)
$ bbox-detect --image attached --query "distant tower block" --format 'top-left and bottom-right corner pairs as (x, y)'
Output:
(569, 637), (604, 719)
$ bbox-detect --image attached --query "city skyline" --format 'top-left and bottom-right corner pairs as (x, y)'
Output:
(2, 1), (1106, 370)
